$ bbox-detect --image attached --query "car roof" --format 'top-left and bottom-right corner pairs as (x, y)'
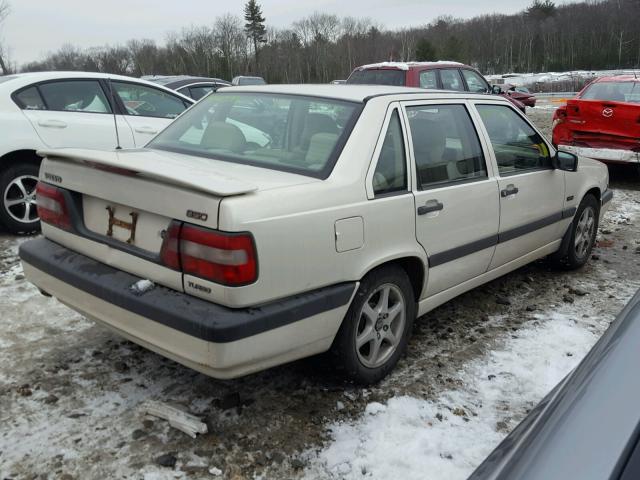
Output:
(145, 75), (231, 88)
(594, 75), (640, 83)
(0, 71), (194, 102)
(221, 83), (502, 103)
(353, 61), (466, 71)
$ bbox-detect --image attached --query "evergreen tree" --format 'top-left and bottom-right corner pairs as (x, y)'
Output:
(415, 38), (436, 61)
(244, 0), (267, 70)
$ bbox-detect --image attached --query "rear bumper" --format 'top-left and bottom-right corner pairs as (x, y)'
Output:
(19, 238), (356, 378)
(561, 145), (640, 164)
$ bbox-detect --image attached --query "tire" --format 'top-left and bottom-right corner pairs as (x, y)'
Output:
(331, 265), (416, 384)
(0, 163), (41, 235)
(551, 194), (599, 269)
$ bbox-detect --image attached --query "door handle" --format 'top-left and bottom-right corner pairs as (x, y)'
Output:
(501, 184), (519, 197)
(38, 119), (67, 129)
(417, 200), (444, 215)
(135, 126), (158, 135)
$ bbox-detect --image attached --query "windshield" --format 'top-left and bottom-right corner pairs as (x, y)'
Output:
(148, 92), (360, 178)
(347, 69), (406, 86)
(581, 81), (640, 103)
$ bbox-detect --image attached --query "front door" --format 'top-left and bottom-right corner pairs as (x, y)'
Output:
(474, 103), (566, 269)
(110, 80), (191, 147)
(404, 101), (500, 297)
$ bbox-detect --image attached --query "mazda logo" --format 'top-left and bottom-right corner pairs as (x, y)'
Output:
(602, 107), (614, 118)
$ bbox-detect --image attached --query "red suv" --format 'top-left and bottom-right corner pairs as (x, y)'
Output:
(346, 61), (526, 112)
(552, 75), (640, 168)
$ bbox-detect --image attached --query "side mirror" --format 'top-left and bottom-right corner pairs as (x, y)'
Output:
(553, 151), (578, 172)
(491, 84), (503, 94)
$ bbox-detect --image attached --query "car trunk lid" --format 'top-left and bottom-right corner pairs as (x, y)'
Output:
(564, 99), (640, 150)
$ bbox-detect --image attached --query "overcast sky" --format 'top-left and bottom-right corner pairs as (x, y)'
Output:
(3, 0), (565, 65)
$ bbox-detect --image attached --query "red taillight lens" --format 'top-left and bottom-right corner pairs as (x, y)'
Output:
(36, 182), (71, 230)
(160, 221), (258, 286)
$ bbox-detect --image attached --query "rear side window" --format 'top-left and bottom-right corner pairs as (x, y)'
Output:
(112, 81), (188, 118)
(476, 104), (551, 175)
(581, 81), (640, 103)
(407, 104), (487, 188)
(14, 86), (46, 110)
(439, 69), (465, 91)
(373, 110), (407, 196)
(189, 85), (214, 100)
(419, 70), (438, 89)
(347, 69), (406, 86)
(461, 70), (489, 93)
(38, 80), (111, 113)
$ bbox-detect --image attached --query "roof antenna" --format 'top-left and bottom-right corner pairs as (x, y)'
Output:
(107, 80), (122, 150)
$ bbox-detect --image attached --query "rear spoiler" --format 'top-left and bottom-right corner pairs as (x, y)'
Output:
(37, 148), (258, 197)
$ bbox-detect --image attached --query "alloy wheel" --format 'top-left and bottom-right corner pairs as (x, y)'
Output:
(355, 283), (406, 369)
(3, 175), (39, 225)
(574, 206), (595, 259)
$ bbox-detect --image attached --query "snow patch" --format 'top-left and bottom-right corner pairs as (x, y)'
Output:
(130, 279), (155, 295)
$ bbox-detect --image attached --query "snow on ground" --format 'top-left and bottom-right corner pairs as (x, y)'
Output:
(486, 69), (640, 88)
(305, 292), (636, 480)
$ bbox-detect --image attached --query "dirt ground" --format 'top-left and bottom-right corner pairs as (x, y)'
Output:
(1, 107), (639, 480)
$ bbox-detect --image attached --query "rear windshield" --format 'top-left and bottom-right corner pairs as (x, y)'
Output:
(347, 69), (406, 86)
(581, 81), (640, 103)
(148, 92), (360, 178)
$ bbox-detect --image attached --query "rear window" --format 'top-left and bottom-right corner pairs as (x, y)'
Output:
(148, 92), (360, 178)
(581, 81), (640, 103)
(347, 69), (406, 86)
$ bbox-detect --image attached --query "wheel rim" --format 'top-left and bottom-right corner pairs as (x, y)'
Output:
(574, 206), (595, 259)
(3, 175), (39, 225)
(355, 283), (406, 369)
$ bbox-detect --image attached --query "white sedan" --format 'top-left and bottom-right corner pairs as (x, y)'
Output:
(20, 84), (611, 383)
(0, 71), (194, 233)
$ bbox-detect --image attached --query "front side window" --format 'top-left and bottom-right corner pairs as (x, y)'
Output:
(373, 110), (407, 196)
(14, 86), (46, 110)
(148, 92), (359, 178)
(419, 70), (438, 89)
(461, 69), (489, 93)
(439, 69), (465, 91)
(407, 104), (487, 188)
(112, 81), (188, 118)
(38, 80), (111, 113)
(476, 104), (551, 175)
(581, 81), (640, 103)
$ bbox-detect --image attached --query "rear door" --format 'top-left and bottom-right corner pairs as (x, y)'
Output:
(110, 80), (192, 146)
(473, 102), (566, 269)
(16, 79), (135, 149)
(403, 99), (500, 297)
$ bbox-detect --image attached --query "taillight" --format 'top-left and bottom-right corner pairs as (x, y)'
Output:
(160, 221), (257, 286)
(36, 182), (71, 230)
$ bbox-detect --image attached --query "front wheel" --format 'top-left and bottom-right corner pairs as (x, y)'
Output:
(332, 265), (415, 384)
(553, 194), (599, 269)
(0, 163), (41, 234)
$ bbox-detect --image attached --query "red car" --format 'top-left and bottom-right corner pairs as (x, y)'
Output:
(346, 61), (527, 112)
(552, 75), (640, 167)
(503, 84), (537, 108)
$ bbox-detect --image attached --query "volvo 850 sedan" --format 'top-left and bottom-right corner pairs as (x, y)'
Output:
(20, 85), (611, 383)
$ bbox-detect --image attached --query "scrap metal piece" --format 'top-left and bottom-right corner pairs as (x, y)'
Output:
(141, 400), (208, 438)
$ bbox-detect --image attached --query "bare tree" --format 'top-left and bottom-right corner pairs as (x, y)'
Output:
(0, 0), (10, 74)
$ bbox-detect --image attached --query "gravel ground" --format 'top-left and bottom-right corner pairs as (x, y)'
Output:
(1, 108), (640, 480)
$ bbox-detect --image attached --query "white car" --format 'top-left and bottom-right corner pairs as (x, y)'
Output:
(0, 71), (194, 233)
(20, 85), (611, 383)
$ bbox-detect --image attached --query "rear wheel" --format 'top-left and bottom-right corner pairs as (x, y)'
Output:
(0, 163), (40, 234)
(332, 265), (415, 384)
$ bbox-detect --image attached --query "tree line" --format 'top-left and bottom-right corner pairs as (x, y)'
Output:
(1, 0), (639, 81)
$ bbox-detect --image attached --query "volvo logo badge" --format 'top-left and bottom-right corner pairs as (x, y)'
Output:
(602, 107), (614, 118)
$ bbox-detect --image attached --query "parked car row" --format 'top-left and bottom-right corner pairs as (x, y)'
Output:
(19, 84), (610, 383)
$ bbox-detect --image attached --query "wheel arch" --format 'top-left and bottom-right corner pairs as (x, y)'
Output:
(359, 255), (427, 303)
(0, 149), (42, 171)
